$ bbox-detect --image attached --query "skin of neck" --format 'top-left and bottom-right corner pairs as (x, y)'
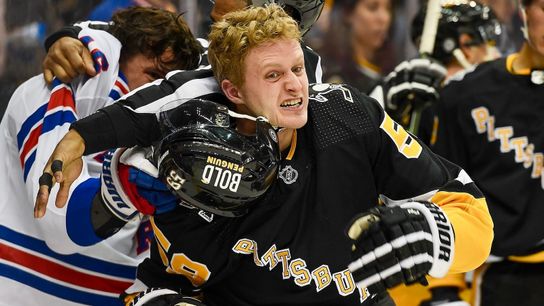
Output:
(513, 42), (544, 72)
(234, 111), (295, 155)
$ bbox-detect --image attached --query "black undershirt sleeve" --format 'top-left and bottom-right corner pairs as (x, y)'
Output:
(44, 25), (82, 51)
(71, 103), (161, 155)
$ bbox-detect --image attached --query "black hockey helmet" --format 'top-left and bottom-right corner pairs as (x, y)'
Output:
(251, 0), (325, 35)
(155, 99), (280, 217)
(412, 1), (502, 63)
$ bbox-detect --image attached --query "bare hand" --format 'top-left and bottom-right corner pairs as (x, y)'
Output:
(34, 130), (86, 218)
(42, 37), (96, 84)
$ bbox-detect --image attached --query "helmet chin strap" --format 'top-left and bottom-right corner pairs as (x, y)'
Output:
(227, 109), (285, 132)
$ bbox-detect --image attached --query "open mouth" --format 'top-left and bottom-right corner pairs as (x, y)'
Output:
(280, 98), (303, 108)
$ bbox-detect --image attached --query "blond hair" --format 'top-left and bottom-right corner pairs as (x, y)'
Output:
(207, 4), (301, 87)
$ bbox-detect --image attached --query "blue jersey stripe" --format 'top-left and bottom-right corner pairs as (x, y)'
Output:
(41, 110), (77, 134)
(0, 225), (136, 279)
(109, 90), (121, 101)
(0, 263), (123, 305)
(17, 103), (48, 150)
(22, 150), (36, 182)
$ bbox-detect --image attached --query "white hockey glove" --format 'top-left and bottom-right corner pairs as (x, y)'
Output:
(420, 286), (469, 306)
(384, 58), (446, 126)
(124, 288), (206, 306)
(347, 202), (455, 294)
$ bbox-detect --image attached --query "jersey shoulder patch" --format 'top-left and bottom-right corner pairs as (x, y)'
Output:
(307, 83), (377, 150)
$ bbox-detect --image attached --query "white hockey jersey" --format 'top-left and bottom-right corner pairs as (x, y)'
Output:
(0, 28), (152, 305)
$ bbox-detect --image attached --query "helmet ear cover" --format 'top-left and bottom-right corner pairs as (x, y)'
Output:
(156, 99), (280, 217)
(251, 0), (325, 35)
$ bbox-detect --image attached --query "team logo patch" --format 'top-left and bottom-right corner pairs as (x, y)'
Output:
(310, 83), (354, 103)
(279, 165), (298, 184)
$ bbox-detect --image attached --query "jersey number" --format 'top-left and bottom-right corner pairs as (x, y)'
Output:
(151, 217), (211, 287)
(167, 253), (211, 287)
(380, 113), (422, 159)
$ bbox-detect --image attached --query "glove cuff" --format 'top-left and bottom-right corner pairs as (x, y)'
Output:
(101, 148), (139, 221)
(401, 202), (455, 278)
(127, 288), (205, 306)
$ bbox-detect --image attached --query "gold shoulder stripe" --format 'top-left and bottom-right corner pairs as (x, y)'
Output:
(286, 130), (297, 161)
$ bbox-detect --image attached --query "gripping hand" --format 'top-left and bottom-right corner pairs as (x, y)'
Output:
(347, 202), (455, 294)
(100, 147), (178, 222)
(384, 58), (446, 125)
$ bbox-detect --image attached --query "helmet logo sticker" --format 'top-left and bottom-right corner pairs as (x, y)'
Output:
(269, 128), (278, 143)
(202, 164), (242, 192)
(166, 170), (186, 191)
(215, 112), (229, 127)
(279, 165), (298, 185)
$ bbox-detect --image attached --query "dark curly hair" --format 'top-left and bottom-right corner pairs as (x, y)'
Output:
(110, 6), (202, 76)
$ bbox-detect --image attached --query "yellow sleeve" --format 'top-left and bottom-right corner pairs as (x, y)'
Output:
(431, 191), (494, 273)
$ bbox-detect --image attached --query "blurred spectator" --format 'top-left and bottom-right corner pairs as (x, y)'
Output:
(319, 0), (393, 94)
(0, 0), (99, 117)
(88, 0), (176, 21)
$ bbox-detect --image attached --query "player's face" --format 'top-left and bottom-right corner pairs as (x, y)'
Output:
(525, 0), (544, 57)
(121, 49), (174, 90)
(349, 0), (392, 51)
(211, 0), (247, 22)
(237, 39), (309, 129)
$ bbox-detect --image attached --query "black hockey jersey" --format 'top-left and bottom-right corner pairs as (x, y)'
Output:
(433, 54), (544, 258)
(131, 84), (492, 305)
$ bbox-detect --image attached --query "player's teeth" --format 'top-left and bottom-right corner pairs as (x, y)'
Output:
(281, 100), (301, 107)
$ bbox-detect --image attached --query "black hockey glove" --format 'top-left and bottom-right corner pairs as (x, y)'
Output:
(383, 58), (446, 126)
(420, 286), (469, 306)
(123, 288), (206, 306)
(347, 202), (455, 295)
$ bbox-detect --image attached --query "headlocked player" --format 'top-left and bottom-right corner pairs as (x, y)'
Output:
(0, 7), (202, 305)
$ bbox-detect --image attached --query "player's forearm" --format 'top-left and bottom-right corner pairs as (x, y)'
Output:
(71, 103), (160, 155)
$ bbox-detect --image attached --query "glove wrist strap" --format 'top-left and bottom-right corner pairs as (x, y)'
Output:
(100, 148), (139, 221)
(401, 202), (455, 278)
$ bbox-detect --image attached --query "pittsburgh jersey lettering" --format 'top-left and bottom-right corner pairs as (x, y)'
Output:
(232, 238), (369, 303)
(471, 106), (544, 188)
